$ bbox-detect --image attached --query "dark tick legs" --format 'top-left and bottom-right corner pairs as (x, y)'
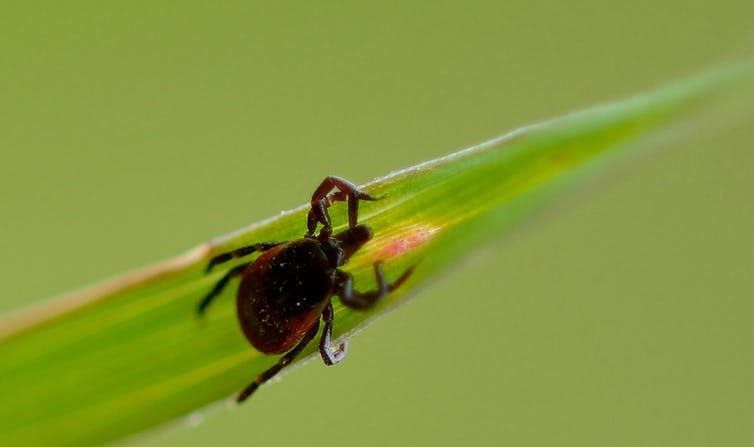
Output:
(336, 262), (416, 310)
(320, 301), (347, 365)
(205, 242), (279, 273)
(237, 301), (348, 401)
(307, 176), (376, 236)
(237, 320), (321, 403)
(199, 242), (279, 315)
(197, 263), (249, 315)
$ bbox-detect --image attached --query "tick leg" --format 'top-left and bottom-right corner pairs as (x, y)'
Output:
(205, 242), (279, 273)
(197, 263), (249, 315)
(319, 300), (347, 365)
(307, 176), (377, 236)
(237, 320), (320, 403)
(336, 262), (416, 310)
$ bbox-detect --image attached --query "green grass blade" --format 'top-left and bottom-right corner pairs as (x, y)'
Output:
(1, 59), (752, 447)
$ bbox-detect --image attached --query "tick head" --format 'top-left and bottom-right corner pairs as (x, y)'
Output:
(335, 224), (373, 263)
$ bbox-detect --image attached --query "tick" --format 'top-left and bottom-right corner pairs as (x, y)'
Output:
(197, 176), (415, 402)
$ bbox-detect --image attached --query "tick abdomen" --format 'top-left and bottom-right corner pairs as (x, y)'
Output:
(237, 239), (333, 354)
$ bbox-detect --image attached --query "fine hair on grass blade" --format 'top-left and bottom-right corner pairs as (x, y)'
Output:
(1, 59), (753, 447)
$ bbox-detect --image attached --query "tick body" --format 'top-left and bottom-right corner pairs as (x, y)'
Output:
(198, 176), (414, 402)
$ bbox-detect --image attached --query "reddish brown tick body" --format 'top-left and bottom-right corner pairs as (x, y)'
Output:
(198, 176), (414, 402)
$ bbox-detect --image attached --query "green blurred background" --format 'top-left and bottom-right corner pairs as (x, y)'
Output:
(1, 1), (752, 446)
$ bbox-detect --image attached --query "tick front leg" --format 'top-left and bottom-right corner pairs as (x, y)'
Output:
(197, 263), (250, 315)
(236, 320), (320, 403)
(307, 176), (377, 236)
(335, 262), (416, 310)
(319, 300), (347, 365)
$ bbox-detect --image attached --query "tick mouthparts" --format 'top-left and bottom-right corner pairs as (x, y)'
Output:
(337, 224), (372, 242)
(359, 191), (379, 201)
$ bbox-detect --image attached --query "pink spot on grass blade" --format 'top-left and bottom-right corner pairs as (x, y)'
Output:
(374, 223), (441, 259)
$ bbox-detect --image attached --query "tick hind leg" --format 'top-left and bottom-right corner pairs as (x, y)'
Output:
(197, 263), (249, 315)
(198, 242), (280, 315)
(336, 262), (416, 310)
(307, 176), (377, 236)
(205, 242), (279, 273)
(237, 320), (320, 403)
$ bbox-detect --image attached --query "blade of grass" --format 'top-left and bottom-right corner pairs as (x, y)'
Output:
(1, 59), (753, 447)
